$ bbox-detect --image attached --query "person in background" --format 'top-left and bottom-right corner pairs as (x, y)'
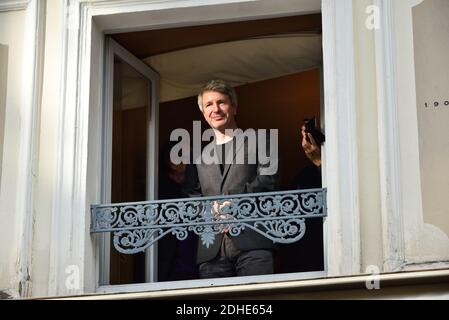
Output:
(294, 117), (323, 189)
(280, 118), (325, 273)
(158, 142), (198, 281)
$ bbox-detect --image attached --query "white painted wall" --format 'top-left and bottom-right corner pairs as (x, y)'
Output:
(85, 19), (105, 294)
(413, 0), (449, 241)
(0, 9), (26, 297)
(393, 0), (449, 264)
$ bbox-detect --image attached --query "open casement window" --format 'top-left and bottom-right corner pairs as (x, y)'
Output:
(100, 39), (159, 285)
(94, 21), (327, 290)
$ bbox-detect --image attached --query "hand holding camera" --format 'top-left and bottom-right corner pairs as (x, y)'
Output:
(303, 117), (325, 145)
(301, 117), (325, 167)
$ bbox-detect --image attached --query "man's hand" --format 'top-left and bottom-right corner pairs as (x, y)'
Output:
(212, 200), (233, 233)
(301, 126), (321, 167)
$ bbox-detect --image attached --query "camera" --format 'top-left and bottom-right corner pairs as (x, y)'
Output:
(303, 117), (325, 145)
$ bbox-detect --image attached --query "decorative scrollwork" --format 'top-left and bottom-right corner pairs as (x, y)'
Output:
(91, 188), (326, 254)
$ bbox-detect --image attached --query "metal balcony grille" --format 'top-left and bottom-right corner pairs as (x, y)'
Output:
(90, 188), (327, 254)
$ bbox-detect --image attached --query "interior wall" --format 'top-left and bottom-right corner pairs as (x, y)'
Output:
(393, 0), (449, 262)
(112, 14), (321, 58)
(159, 69), (321, 189)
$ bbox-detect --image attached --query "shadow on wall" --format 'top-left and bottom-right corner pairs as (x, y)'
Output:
(0, 44), (8, 189)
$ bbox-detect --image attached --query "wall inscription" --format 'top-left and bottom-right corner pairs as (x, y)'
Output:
(424, 100), (449, 108)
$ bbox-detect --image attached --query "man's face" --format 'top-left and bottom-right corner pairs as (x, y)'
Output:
(200, 90), (237, 131)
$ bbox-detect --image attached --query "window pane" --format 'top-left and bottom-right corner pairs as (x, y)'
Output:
(110, 55), (151, 285)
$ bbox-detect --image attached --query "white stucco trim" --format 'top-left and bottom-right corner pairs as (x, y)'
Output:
(49, 0), (361, 296)
(321, 0), (361, 276)
(14, 0), (46, 297)
(49, 0), (89, 296)
(373, 0), (405, 272)
(0, 0), (30, 12)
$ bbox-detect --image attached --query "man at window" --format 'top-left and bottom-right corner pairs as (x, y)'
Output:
(184, 79), (280, 279)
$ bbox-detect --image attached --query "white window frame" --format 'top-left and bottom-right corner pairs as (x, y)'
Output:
(100, 38), (160, 285)
(48, 0), (361, 296)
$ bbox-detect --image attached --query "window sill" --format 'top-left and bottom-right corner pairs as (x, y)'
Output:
(44, 268), (449, 300)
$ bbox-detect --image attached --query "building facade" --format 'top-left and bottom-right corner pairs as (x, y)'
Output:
(0, 0), (448, 299)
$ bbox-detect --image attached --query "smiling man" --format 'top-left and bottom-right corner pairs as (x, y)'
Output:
(183, 79), (280, 279)
(199, 83), (238, 144)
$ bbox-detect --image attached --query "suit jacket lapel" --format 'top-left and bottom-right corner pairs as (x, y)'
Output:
(220, 132), (246, 191)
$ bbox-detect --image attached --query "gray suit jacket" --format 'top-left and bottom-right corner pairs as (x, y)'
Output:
(184, 130), (280, 264)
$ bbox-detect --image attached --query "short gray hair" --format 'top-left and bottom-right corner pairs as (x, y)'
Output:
(197, 79), (238, 112)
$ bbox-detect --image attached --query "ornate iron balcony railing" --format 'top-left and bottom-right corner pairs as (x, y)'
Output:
(90, 188), (327, 254)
